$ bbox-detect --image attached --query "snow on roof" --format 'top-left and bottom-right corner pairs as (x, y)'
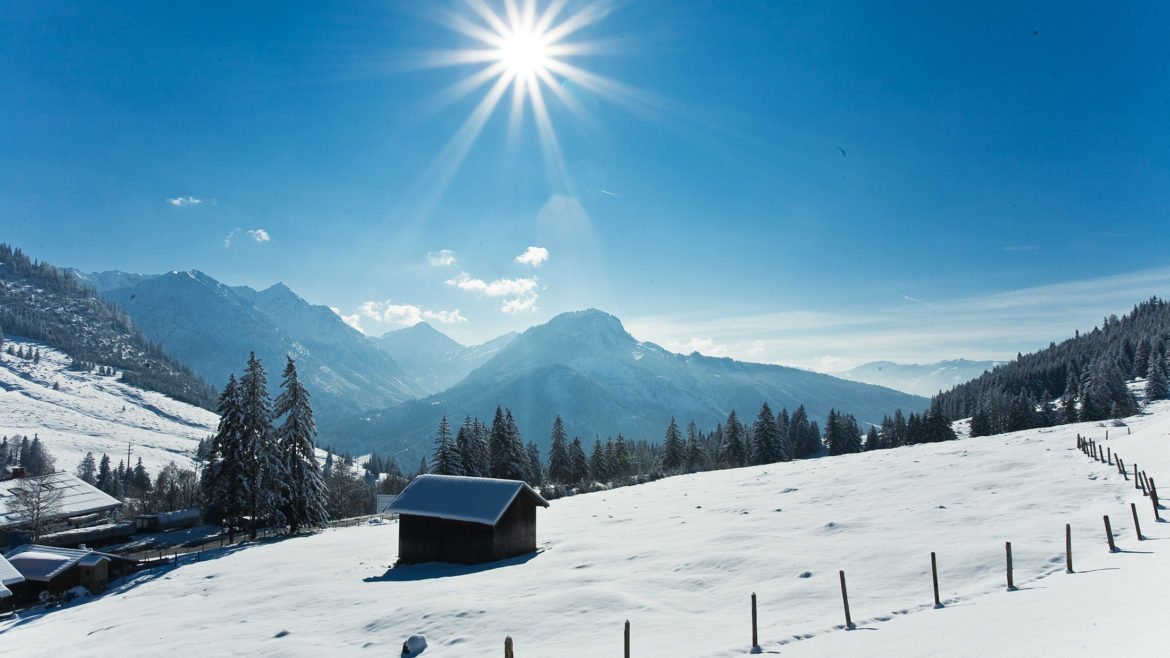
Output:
(3, 544), (115, 582)
(0, 472), (121, 530)
(0, 554), (24, 587)
(386, 474), (549, 526)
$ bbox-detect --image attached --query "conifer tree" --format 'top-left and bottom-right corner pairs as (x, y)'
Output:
(202, 374), (250, 532)
(721, 410), (746, 467)
(75, 452), (96, 484)
(661, 417), (684, 473)
(273, 356), (328, 533)
(547, 416), (572, 484)
(489, 407), (528, 480)
(569, 437), (588, 483)
(1146, 356), (1169, 401)
(684, 420), (706, 472)
(239, 353), (285, 537)
(96, 453), (114, 495)
(457, 416), (490, 477)
(430, 415), (464, 476)
(589, 437), (607, 481)
(525, 442), (543, 485)
(750, 403), (785, 464)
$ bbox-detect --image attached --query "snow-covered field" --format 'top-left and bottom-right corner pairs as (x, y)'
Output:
(0, 338), (218, 472)
(3, 398), (1168, 655)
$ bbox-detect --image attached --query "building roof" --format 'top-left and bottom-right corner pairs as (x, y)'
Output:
(0, 472), (121, 530)
(0, 554), (24, 587)
(386, 474), (549, 526)
(3, 544), (112, 582)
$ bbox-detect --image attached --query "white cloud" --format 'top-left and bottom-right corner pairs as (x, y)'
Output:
(357, 300), (468, 326)
(666, 337), (730, 358)
(167, 196), (202, 207)
(515, 246), (549, 267)
(627, 265), (1170, 372)
(446, 273), (538, 297)
(224, 228), (271, 247)
(445, 272), (540, 314)
(428, 250), (457, 267)
(331, 307), (365, 333)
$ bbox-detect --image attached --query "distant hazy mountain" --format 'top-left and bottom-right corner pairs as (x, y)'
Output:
(96, 270), (426, 426)
(321, 309), (928, 459)
(369, 322), (517, 393)
(835, 359), (1000, 397)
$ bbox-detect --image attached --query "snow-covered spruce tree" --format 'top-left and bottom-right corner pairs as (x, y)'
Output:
(684, 420), (706, 472)
(430, 415), (464, 476)
(589, 437), (608, 481)
(202, 374), (251, 532)
(750, 403), (786, 464)
(274, 356), (328, 533)
(493, 408), (529, 481)
(721, 410), (746, 467)
(525, 442), (543, 485)
(1146, 356), (1169, 401)
(239, 353), (286, 538)
(457, 416), (489, 477)
(547, 416), (572, 484)
(661, 417), (684, 473)
(568, 437), (588, 483)
(76, 452), (97, 485)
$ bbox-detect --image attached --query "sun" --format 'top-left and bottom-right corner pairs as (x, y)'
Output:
(497, 27), (548, 75)
(413, 0), (641, 198)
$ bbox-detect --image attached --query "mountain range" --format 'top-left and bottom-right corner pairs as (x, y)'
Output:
(81, 270), (427, 425)
(60, 265), (929, 459)
(835, 359), (1000, 397)
(369, 322), (516, 393)
(322, 309), (928, 458)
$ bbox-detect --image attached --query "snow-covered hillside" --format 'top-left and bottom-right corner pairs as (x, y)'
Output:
(0, 337), (217, 473)
(4, 399), (1168, 655)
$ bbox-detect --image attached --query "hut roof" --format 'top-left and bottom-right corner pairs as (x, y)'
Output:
(387, 475), (549, 526)
(0, 472), (121, 530)
(3, 544), (112, 582)
(0, 554), (23, 588)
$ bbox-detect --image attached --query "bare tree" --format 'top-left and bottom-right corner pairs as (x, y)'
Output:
(5, 474), (65, 542)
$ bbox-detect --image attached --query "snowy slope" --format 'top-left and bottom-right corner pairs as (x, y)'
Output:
(836, 359), (1000, 397)
(0, 337), (217, 473)
(5, 400), (1167, 655)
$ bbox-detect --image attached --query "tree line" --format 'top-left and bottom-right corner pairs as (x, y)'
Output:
(936, 297), (1170, 436)
(422, 399), (955, 496)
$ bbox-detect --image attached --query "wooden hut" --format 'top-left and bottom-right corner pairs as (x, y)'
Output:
(3, 544), (136, 601)
(386, 475), (549, 565)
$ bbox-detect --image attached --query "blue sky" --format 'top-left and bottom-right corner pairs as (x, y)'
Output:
(3, 0), (1169, 371)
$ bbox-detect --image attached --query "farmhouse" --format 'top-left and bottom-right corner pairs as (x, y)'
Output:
(2, 544), (136, 602)
(387, 474), (549, 565)
(0, 470), (121, 544)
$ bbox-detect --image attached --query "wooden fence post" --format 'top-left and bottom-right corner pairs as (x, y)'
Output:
(504, 635), (513, 658)
(931, 552), (941, 607)
(1107, 447), (1112, 465)
(1140, 472), (1148, 496)
(625, 619), (630, 658)
(1131, 503), (1143, 540)
(751, 592), (759, 650)
(1104, 515), (1117, 552)
(1065, 524), (1073, 573)
(839, 570), (855, 629)
(1119, 457), (1128, 479)
(1005, 542), (1015, 591)
(1134, 463), (1141, 490)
